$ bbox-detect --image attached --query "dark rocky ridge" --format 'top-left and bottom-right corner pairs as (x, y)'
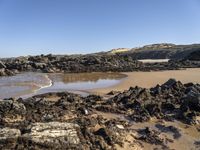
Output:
(185, 50), (200, 61)
(0, 54), (142, 76)
(0, 45), (200, 76)
(0, 79), (200, 149)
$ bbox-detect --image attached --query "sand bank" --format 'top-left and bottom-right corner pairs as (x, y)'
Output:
(91, 68), (200, 95)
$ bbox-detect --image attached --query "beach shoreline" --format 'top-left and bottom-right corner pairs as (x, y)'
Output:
(90, 68), (200, 95)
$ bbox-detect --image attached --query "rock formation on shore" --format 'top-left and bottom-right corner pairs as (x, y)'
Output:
(0, 43), (200, 149)
(0, 47), (200, 77)
(0, 54), (143, 76)
(119, 43), (200, 60)
(0, 79), (200, 149)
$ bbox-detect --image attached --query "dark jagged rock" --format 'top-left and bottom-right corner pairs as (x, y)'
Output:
(0, 79), (200, 149)
(93, 79), (200, 123)
(162, 78), (177, 88)
(185, 50), (200, 61)
(1, 49), (200, 77)
(137, 127), (164, 146)
(95, 128), (114, 145)
(0, 53), (144, 76)
(182, 90), (200, 111)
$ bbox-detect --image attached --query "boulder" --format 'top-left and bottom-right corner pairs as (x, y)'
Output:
(183, 90), (200, 111)
(162, 78), (177, 88)
(145, 103), (161, 116)
(22, 122), (81, 149)
(150, 84), (162, 95)
(0, 128), (21, 149)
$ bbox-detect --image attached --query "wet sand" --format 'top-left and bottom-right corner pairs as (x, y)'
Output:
(95, 111), (200, 150)
(91, 68), (200, 95)
(96, 111), (200, 150)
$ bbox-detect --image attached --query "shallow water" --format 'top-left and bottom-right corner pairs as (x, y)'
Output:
(0, 73), (52, 99)
(0, 72), (127, 99)
(1, 68), (200, 99)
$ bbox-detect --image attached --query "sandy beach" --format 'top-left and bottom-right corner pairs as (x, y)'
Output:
(91, 68), (200, 95)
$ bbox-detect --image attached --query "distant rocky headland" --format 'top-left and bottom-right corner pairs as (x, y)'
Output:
(0, 43), (200, 76)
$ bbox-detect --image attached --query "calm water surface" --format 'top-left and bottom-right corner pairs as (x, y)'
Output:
(1, 68), (200, 99)
(0, 72), (127, 99)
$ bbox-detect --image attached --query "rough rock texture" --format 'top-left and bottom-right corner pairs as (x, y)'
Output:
(185, 50), (200, 61)
(22, 122), (81, 149)
(97, 79), (200, 124)
(1, 50), (200, 77)
(0, 99), (26, 126)
(0, 54), (142, 76)
(0, 128), (21, 149)
(0, 79), (200, 149)
(120, 43), (200, 60)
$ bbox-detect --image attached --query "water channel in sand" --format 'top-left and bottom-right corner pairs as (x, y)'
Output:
(0, 72), (127, 99)
(0, 68), (200, 99)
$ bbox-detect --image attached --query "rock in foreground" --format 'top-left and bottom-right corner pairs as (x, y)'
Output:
(0, 79), (200, 149)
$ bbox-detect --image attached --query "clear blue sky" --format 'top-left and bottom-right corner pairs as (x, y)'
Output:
(0, 0), (200, 57)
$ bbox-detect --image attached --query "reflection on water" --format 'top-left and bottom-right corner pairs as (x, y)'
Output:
(49, 72), (127, 83)
(0, 72), (127, 99)
(37, 72), (127, 96)
(0, 73), (52, 99)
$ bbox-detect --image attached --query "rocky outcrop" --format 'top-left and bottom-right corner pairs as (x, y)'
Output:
(1, 48), (200, 77)
(0, 54), (143, 76)
(184, 50), (200, 61)
(120, 43), (200, 60)
(98, 79), (200, 124)
(0, 79), (200, 149)
(22, 122), (81, 149)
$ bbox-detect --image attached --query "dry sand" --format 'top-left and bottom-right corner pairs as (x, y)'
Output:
(91, 68), (200, 95)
